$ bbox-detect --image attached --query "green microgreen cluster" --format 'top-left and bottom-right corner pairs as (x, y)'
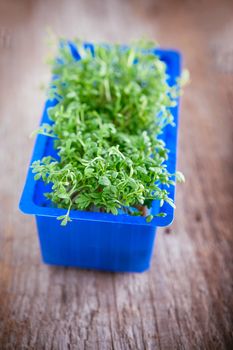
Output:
(31, 39), (185, 225)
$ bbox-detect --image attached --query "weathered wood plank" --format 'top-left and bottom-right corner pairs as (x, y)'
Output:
(0, 0), (233, 349)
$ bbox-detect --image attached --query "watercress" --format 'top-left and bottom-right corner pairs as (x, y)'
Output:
(31, 39), (185, 225)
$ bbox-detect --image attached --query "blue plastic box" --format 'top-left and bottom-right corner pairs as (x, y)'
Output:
(19, 43), (181, 272)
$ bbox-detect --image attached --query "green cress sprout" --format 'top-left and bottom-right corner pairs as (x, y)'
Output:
(31, 39), (186, 225)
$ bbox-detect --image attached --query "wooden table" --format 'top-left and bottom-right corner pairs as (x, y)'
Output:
(0, 0), (232, 349)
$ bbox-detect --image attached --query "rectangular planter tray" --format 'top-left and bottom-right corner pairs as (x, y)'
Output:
(19, 43), (181, 272)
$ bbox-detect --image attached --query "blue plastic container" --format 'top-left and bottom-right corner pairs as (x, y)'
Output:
(19, 44), (181, 272)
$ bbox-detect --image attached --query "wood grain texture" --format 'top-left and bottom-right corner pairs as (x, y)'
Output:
(0, 0), (233, 349)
